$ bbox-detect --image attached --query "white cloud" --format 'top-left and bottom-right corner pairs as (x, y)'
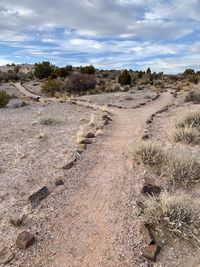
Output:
(0, 0), (199, 72)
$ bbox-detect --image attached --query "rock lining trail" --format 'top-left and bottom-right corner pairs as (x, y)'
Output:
(20, 90), (173, 267)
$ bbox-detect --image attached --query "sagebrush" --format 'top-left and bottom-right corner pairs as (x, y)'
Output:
(143, 191), (200, 245)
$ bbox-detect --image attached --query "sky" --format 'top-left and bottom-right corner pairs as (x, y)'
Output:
(0, 0), (200, 73)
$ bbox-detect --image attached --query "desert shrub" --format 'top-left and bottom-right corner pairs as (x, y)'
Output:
(185, 90), (200, 103)
(0, 91), (10, 108)
(41, 79), (63, 96)
(14, 101), (27, 108)
(164, 155), (200, 187)
(188, 74), (199, 84)
(134, 142), (166, 167)
(143, 191), (200, 245)
(177, 112), (200, 129)
(34, 61), (54, 79)
(118, 70), (131, 86)
(6, 70), (19, 81)
(66, 73), (96, 94)
(173, 126), (200, 144)
(184, 69), (195, 76)
(51, 65), (73, 78)
(14, 65), (20, 74)
(80, 65), (95, 75)
(39, 117), (58, 125)
(146, 68), (151, 74)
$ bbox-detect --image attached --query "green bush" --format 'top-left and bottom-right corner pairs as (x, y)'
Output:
(41, 79), (62, 96)
(118, 70), (131, 86)
(51, 65), (73, 78)
(34, 61), (54, 79)
(184, 69), (195, 75)
(80, 65), (95, 75)
(0, 91), (10, 108)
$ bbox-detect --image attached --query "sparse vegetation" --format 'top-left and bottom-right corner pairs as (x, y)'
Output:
(0, 91), (10, 108)
(143, 191), (200, 245)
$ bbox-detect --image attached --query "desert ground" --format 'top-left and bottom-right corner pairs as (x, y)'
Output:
(0, 68), (200, 267)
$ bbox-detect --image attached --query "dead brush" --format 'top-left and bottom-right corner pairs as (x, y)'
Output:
(164, 155), (200, 187)
(143, 191), (200, 246)
(134, 141), (166, 168)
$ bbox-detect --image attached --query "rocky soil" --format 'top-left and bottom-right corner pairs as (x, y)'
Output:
(0, 83), (199, 266)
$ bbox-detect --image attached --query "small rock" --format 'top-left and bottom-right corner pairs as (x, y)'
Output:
(16, 231), (35, 249)
(103, 119), (109, 126)
(142, 184), (161, 196)
(146, 119), (152, 124)
(102, 114), (112, 121)
(55, 179), (64, 186)
(29, 186), (49, 208)
(80, 139), (92, 145)
(85, 132), (95, 138)
(141, 244), (160, 261)
(0, 247), (14, 264)
(140, 222), (155, 245)
(142, 133), (149, 140)
(62, 161), (74, 170)
(10, 212), (25, 227)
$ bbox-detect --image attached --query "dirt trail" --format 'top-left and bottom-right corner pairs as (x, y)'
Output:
(22, 91), (173, 267)
(14, 82), (41, 99)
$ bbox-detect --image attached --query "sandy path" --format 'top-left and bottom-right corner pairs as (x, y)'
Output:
(14, 82), (40, 99)
(21, 91), (173, 267)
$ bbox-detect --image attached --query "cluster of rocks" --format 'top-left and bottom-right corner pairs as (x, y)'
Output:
(0, 210), (37, 265)
(137, 178), (162, 262)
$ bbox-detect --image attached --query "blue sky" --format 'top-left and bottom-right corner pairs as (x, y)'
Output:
(0, 0), (200, 73)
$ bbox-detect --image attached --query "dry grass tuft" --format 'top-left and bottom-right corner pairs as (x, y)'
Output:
(173, 112), (200, 144)
(134, 141), (166, 168)
(39, 117), (58, 126)
(88, 113), (96, 127)
(164, 155), (200, 187)
(143, 191), (200, 245)
(76, 127), (84, 144)
(185, 89), (200, 104)
(95, 129), (103, 136)
(177, 112), (200, 129)
(173, 126), (200, 144)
